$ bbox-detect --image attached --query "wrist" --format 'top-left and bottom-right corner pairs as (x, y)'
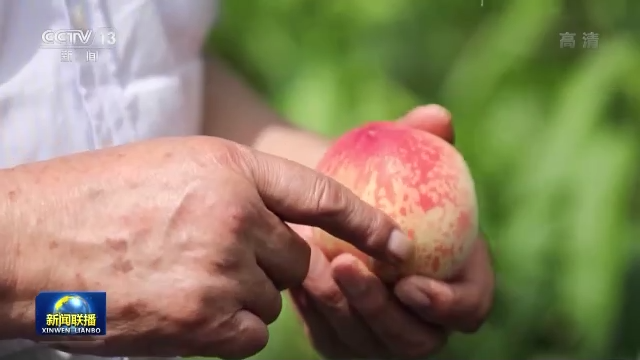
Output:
(252, 125), (330, 169)
(202, 57), (331, 169)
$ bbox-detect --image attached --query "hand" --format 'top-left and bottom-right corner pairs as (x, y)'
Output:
(5, 137), (409, 358)
(290, 105), (495, 359)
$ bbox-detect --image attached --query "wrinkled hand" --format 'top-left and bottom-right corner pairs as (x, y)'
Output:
(9, 137), (408, 358)
(290, 105), (495, 359)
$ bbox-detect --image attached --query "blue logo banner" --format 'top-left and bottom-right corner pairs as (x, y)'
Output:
(35, 291), (106, 336)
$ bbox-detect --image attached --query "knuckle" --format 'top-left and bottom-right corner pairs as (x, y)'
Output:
(211, 312), (269, 359)
(185, 136), (247, 171)
(314, 283), (347, 310)
(170, 282), (220, 327)
(261, 288), (284, 325)
(209, 240), (248, 275)
(205, 137), (251, 167)
(223, 203), (252, 234)
(217, 202), (262, 246)
(209, 140), (272, 189)
(310, 177), (349, 218)
(234, 318), (269, 358)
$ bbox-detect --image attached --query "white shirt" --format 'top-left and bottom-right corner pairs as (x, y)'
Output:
(0, 0), (217, 358)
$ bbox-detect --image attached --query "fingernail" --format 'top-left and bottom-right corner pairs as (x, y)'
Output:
(433, 105), (451, 120)
(413, 104), (449, 120)
(387, 229), (414, 263)
(395, 283), (432, 313)
(410, 286), (432, 308)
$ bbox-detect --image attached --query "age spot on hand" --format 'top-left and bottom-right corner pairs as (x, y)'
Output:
(106, 238), (128, 254)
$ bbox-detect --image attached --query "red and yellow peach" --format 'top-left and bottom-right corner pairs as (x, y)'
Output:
(311, 121), (478, 281)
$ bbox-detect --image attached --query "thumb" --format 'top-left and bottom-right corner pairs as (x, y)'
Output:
(243, 148), (414, 265)
(397, 105), (455, 144)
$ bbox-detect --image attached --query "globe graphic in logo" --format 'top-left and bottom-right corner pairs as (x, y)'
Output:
(53, 295), (91, 331)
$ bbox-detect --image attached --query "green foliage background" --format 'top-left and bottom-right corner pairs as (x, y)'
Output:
(208, 1), (640, 359)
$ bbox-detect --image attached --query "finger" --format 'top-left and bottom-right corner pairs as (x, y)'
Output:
(250, 208), (311, 290)
(300, 245), (385, 357)
(239, 263), (284, 325)
(394, 239), (494, 333)
(289, 288), (357, 359)
(332, 253), (448, 358)
(288, 223), (313, 239)
(397, 105), (455, 143)
(204, 310), (269, 359)
(243, 148), (414, 265)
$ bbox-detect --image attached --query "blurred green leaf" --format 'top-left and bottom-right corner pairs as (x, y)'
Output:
(209, 0), (640, 358)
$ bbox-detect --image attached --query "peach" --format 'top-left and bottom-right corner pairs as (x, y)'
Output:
(311, 121), (478, 281)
